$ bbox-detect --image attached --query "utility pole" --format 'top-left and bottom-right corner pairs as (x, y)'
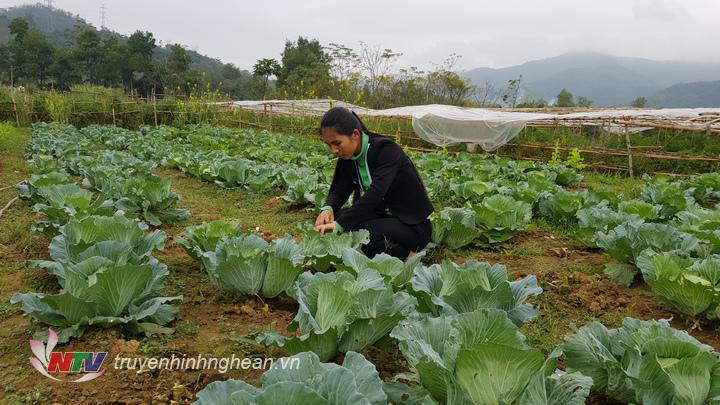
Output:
(45, 0), (55, 32)
(101, 4), (107, 30)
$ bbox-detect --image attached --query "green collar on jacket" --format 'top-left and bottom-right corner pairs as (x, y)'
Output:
(350, 132), (369, 161)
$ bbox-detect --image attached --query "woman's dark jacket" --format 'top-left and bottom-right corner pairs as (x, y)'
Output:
(323, 134), (434, 231)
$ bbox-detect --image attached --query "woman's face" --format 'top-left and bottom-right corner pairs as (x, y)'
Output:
(320, 128), (361, 160)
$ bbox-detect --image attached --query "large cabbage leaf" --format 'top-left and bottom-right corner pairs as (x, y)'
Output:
(175, 220), (244, 262)
(637, 250), (720, 318)
(409, 260), (542, 325)
(300, 229), (370, 272)
(430, 207), (478, 249)
(257, 270), (416, 361)
(11, 261), (181, 343)
(390, 309), (592, 405)
(29, 214), (167, 294)
(562, 317), (720, 404)
(338, 247), (425, 290)
(193, 351), (386, 405)
(200, 234), (304, 298)
(473, 194), (532, 244)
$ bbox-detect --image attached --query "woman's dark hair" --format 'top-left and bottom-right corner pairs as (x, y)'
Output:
(319, 107), (376, 136)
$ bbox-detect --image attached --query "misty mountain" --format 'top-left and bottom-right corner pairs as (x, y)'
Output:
(462, 52), (720, 107)
(647, 80), (720, 108)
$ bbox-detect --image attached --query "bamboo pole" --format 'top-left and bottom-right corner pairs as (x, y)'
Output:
(396, 116), (401, 144)
(10, 89), (20, 127)
(504, 143), (720, 162)
(0, 196), (19, 219)
(153, 87), (158, 126)
(625, 125), (634, 177)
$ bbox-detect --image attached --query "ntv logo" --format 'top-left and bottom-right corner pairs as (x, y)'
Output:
(28, 329), (106, 382)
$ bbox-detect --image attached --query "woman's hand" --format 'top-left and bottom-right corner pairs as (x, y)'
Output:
(315, 222), (336, 234)
(315, 210), (334, 227)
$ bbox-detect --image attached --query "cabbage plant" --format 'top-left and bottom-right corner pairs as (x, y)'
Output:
(409, 260), (542, 325)
(175, 220), (244, 261)
(637, 250), (720, 319)
(300, 229), (370, 272)
(28, 214), (168, 292)
(194, 351), (387, 405)
(537, 190), (585, 224)
(683, 172), (720, 204)
(673, 207), (720, 253)
(430, 207), (478, 249)
(201, 234), (304, 298)
(595, 222), (702, 265)
(473, 194), (532, 244)
(30, 183), (115, 237)
(257, 269), (416, 362)
(17, 171), (73, 203)
(575, 203), (643, 248)
(562, 317), (720, 404)
(387, 309), (592, 405)
(11, 261), (181, 343)
(338, 248), (425, 291)
(640, 174), (697, 220)
(110, 177), (191, 226)
(214, 158), (273, 191)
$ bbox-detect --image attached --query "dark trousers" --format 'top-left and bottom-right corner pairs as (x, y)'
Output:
(338, 208), (432, 259)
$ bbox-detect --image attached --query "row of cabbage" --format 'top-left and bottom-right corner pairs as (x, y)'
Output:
(180, 219), (720, 404)
(10, 124), (189, 342)
(78, 124), (583, 249)
(21, 124), (581, 253)
(179, 219), (586, 404)
(46, 122), (720, 310)
(195, 315), (720, 404)
(535, 173), (720, 322)
(23, 123), (191, 226)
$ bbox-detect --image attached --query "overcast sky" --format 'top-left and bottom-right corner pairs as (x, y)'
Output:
(2, 0), (720, 71)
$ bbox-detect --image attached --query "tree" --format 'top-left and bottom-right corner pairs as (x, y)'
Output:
(0, 45), (9, 74)
(277, 37), (332, 98)
(577, 96), (593, 107)
(502, 75), (523, 108)
(424, 56), (476, 106)
(253, 58), (280, 100)
(556, 88), (575, 107)
(474, 81), (501, 107)
(126, 31), (156, 95)
(70, 26), (103, 83)
(631, 96), (647, 108)
(326, 42), (359, 83)
(127, 31), (155, 60)
(221, 63), (242, 80)
(516, 97), (548, 108)
(49, 49), (79, 89)
(5, 18), (32, 84)
(21, 29), (55, 86)
(8, 18), (29, 41)
(357, 42), (402, 104)
(166, 44), (192, 74)
(163, 44), (203, 94)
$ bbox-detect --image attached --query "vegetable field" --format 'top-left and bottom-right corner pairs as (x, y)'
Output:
(2, 122), (720, 404)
